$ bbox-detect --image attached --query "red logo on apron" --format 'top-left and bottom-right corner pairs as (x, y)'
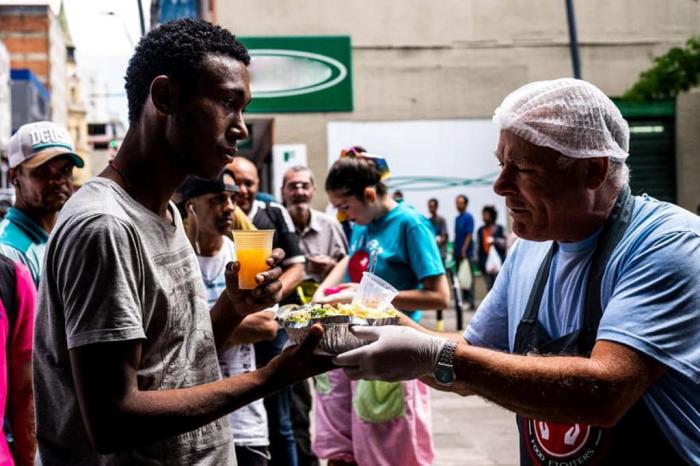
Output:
(523, 417), (604, 465)
(533, 421), (590, 458)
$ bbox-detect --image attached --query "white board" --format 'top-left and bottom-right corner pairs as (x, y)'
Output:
(272, 143), (308, 199)
(326, 119), (507, 241)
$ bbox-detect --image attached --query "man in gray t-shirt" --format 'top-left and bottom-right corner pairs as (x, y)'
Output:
(33, 20), (332, 466)
(35, 178), (235, 464)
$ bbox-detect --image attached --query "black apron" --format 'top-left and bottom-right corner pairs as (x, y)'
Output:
(513, 186), (688, 465)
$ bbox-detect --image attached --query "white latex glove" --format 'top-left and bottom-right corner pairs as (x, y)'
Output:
(333, 326), (447, 382)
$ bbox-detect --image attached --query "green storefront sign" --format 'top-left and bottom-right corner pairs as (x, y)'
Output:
(239, 36), (353, 113)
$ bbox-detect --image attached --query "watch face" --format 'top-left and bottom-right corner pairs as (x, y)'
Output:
(435, 366), (454, 384)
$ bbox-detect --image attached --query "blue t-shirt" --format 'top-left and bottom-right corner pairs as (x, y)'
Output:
(465, 194), (700, 463)
(0, 207), (49, 285)
(347, 203), (445, 322)
(454, 211), (475, 259)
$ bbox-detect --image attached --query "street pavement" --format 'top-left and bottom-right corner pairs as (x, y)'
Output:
(430, 388), (518, 466)
(423, 307), (519, 466)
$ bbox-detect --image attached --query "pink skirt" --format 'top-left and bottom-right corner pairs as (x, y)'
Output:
(313, 369), (434, 466)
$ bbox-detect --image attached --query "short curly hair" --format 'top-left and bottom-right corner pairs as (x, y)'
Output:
(124, 19), (250, 125)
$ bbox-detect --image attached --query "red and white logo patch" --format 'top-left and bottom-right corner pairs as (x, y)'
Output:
(523, 418), (606, 465)
(533, 421), (590, 458)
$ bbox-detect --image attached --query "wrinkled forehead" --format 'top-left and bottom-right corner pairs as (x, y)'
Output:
(285, 170), (313, 186)
(496, 130), (563, 166)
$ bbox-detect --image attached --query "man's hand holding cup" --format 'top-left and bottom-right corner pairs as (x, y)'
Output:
(225, 247), (286, 317)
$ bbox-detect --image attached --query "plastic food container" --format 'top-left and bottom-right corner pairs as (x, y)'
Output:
(352, 272), (398, 311)
(278, 303), (400, 354)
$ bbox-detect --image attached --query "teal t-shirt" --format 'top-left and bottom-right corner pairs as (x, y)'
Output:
(0, 207), (48, 285)
(347, 202), (445, 322)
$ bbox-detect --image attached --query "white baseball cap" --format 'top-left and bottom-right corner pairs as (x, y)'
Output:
(9, 121), (85, 169)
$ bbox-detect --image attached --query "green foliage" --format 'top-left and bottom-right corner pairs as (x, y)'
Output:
(623, 36), (700, 102)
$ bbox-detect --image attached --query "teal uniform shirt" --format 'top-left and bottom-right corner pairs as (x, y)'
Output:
(347, 202), (446, 322)
(0, 207), (48, 285)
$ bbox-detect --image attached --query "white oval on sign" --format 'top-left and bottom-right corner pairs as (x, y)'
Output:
(248, 49), (348, 98)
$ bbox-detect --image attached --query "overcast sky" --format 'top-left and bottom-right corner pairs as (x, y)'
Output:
(4, 0), (150, 127)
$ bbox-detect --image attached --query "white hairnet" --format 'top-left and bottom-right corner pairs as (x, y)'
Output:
(493, 78), (629, 162)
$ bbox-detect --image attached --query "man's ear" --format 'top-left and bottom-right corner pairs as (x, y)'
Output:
(364, 186), (377, 203)
(150, 75), (180, 115)
(584, 157), (609, 190)
(8, 168), (17, 185)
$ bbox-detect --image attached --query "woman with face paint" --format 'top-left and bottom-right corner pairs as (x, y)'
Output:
(311, 148), (450, 466)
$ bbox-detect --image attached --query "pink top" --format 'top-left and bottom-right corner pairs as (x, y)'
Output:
(0, 262), (35, 466)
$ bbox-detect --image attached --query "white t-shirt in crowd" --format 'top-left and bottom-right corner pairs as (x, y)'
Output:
(196, 236), (270, 447)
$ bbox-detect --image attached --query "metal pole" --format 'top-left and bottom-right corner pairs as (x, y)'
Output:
(448, 269), (464, 330)
(565, 0), (582, 79)
(137, 0), (147, 36)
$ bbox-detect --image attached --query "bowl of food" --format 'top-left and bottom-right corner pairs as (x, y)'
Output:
(278, 303), (400, 354)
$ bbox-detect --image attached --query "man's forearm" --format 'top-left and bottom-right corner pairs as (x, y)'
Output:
(71, 326), (333, 456)
(449, 341), (663, 426)
(95, 366), (287, 453)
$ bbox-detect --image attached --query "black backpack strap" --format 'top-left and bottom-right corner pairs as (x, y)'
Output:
(0, 254), (17, 343)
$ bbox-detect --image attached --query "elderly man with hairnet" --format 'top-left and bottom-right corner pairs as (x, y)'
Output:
(334, 78), (700, 465)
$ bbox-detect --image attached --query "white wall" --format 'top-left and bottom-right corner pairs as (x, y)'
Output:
(326, 119), (507, 237)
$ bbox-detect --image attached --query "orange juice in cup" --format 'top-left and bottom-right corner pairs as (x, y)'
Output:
(232, 230), (274, 289)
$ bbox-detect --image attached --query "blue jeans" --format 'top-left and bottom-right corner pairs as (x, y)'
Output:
(255, 329), (298, 466)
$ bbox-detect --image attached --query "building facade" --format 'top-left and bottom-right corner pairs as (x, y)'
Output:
(0, 4), (68, 126)
(217, 0), (700, 212)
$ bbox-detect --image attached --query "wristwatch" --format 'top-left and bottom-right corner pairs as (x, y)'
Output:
(434, 340), (457, 386)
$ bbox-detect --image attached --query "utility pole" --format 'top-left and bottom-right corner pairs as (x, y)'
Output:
(565, 0), (582, 79)
(137, 0), (146, 37)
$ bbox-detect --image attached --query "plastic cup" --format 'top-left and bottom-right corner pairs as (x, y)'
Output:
(352, 272), (399, 310)
(232, 230), (274, 289)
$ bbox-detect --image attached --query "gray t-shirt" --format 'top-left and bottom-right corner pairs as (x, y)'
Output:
(33, 178), (236, 465)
